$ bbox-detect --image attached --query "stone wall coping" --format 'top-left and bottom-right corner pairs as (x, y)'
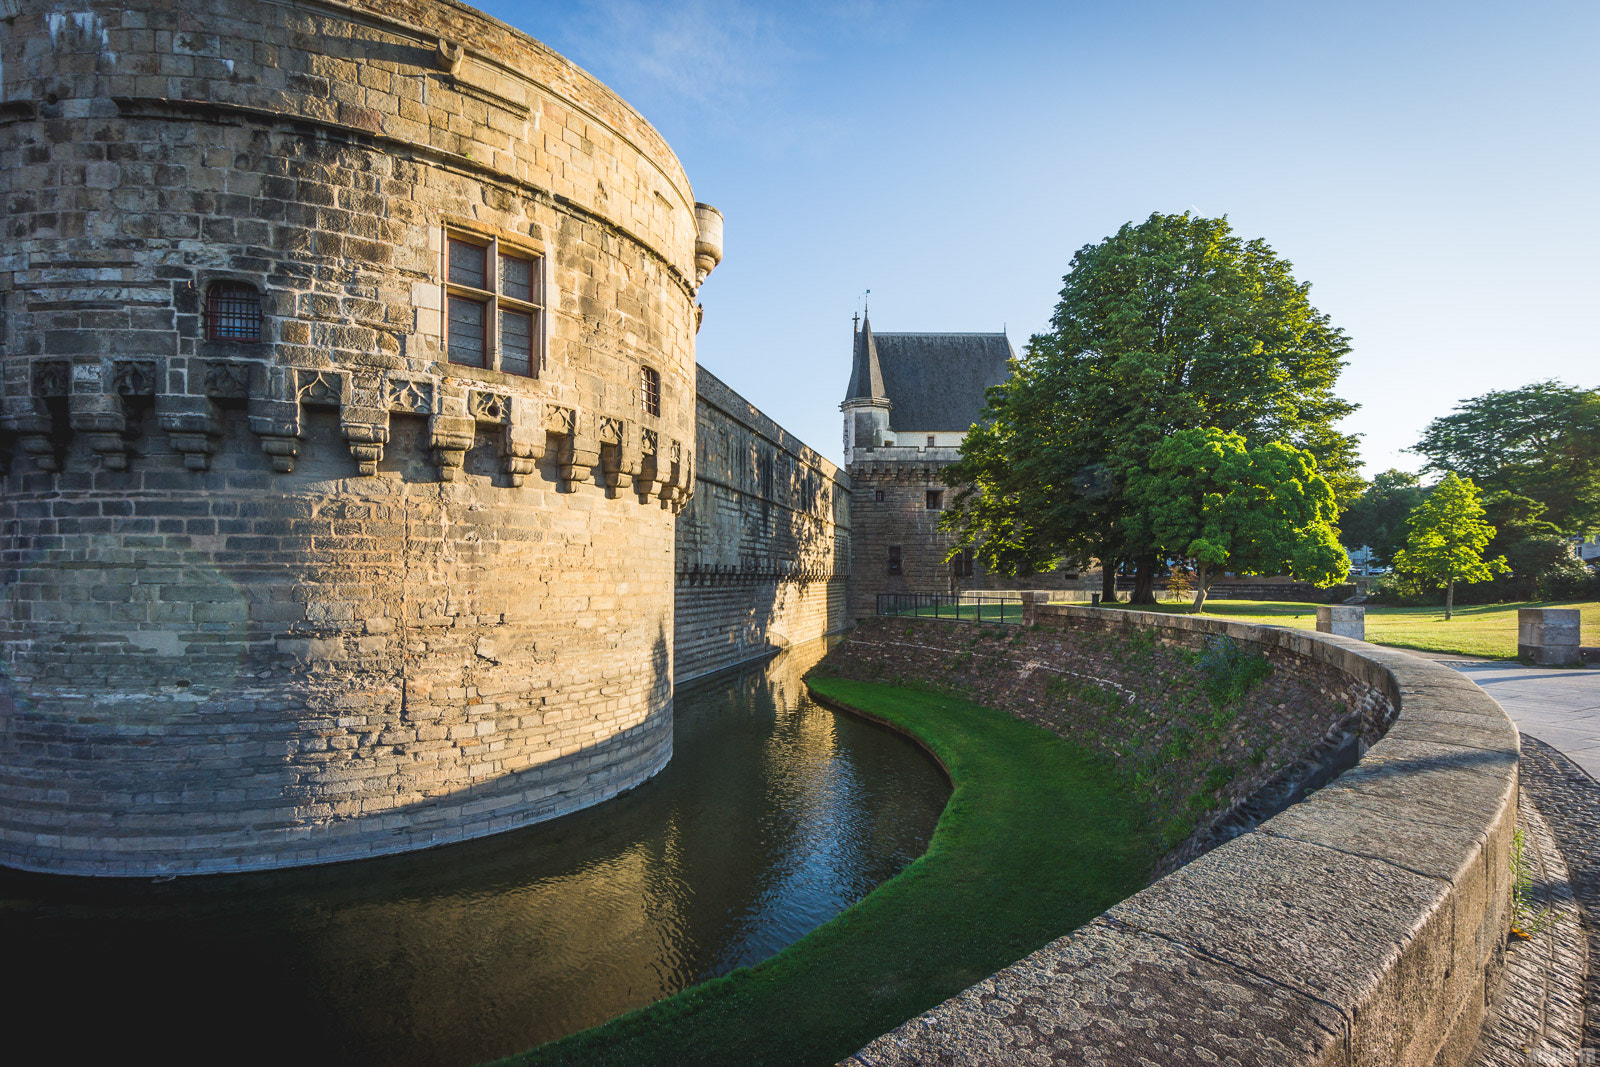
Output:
(847, 603), (1519, 1066)
(696, 365), (849, 490)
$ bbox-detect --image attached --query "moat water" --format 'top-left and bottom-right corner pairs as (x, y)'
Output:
(0, 638), (948, 1066)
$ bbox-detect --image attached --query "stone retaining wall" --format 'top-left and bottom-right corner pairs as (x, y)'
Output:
(674, 367), (850, 682)
(842, 605), (1519, 1067)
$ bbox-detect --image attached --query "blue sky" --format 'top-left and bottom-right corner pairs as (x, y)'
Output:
(478, 0), (1600, 477)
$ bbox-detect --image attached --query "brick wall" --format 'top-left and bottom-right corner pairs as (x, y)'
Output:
(674, 368), (850, 682)
(0, 0), (708, 874)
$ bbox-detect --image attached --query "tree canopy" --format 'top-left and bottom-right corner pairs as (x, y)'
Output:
(1412, 380), (1600, 534)
(944, 211), (1359, 603)
(1125, 428), (1348, 609)
(1392, 473), (1508, 619)
(1338, 469), (1426, 567)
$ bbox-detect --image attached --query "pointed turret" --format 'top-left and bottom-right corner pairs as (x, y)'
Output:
(844, 312), (887, 403)
(841, 311), (893, 464)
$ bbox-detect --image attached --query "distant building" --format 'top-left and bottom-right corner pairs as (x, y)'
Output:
(840, 313), (1079, 618)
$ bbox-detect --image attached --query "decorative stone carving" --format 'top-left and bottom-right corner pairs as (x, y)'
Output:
(204, 361), (251, 400)
(385, 377), (433, 414)
(111, 361), (157, 397)
(297, 370), (341, 407)
(468, 390), (510, 424)
(544, 403), (576, 436)
(32, 361), (69, 398)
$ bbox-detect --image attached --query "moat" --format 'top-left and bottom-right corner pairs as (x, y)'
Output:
(0, 639), (947, 1067)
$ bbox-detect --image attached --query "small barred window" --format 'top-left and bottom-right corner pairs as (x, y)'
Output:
(206, 282), (262, 342)
(640, 365), (661, 417)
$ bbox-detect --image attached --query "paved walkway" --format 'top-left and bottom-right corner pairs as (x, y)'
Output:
(1517, 739), (1600, 1059)
(1450, 662), (1600, 781)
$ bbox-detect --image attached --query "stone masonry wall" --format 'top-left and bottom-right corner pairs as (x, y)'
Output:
(819, 613), (1393, 867)
(0, 0), (708, 874)
(674, 367), (850, 682)
(846, 452), (1083, 621)
(829, 608), (1520, 1067)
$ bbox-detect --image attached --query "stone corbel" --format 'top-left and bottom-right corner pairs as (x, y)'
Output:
(540, 403), (589, 492)
(11, 361), (69, 472)
(599, 416), (638, 498)
(248, 366), (303, 473)
(65, 362), (126, 471)
(633, 427), (662, 503)
(658, 438), (695, 512)
(341, 371), (388, 476)
(557, 412), (600, 493)
(500, 396), (545, 487)
(429, 415), (474, 480)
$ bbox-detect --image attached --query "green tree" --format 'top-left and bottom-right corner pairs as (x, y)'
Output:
(1412, 381), (1600, 534)
(1125, 428), (1348, 610)
(1338, 469), (1426, 567)
(944, 212), (1359, 603)
(1392, 473), (1509, 619)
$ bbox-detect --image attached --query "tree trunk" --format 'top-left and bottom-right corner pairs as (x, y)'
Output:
(1131, 555), (1159, 605)
(1446, 578), (1454, 621)
(1192, 562), (1210, 612)
(1101, 560), (1119, 603)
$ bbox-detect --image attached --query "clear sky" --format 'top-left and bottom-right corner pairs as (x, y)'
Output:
(477, 0), (1600, 477)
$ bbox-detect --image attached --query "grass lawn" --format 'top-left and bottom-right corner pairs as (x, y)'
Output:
(1105, 598), (1600, 661)
(502, 677), (1158, 1067)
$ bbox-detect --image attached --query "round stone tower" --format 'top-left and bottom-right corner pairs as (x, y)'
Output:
(0, 0), (720, 874)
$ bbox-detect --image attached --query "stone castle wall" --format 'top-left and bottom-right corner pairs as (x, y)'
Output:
(0, 0), (711, 874)
(675, 368), (850, 683)
(846, 451), (1082, 620)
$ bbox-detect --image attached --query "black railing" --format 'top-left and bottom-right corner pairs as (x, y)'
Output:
(876, 592), (1025, 623)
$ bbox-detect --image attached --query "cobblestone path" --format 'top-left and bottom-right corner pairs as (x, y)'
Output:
(1519, 736), (1600, 1059)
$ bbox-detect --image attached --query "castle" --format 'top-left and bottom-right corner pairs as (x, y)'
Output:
(0, 0), (1016, 877)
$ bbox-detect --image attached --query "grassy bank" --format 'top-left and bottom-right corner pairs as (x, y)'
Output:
(503, 677), (1158, 1067)
(1106, 599), (1599, 660)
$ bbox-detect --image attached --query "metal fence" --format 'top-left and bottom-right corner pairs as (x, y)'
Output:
(875, 592), (1026, 623)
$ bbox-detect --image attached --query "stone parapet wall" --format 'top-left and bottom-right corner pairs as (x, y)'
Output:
(674, 368), (850, 681)
(839, 605), (1520, 1066)
(0, 0), (707, 874)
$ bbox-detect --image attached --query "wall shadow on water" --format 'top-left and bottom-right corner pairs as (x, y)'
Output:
(0, 637), (948, 1067)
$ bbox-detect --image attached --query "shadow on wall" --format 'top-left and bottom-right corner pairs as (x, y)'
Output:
(675, 371), (852, 683)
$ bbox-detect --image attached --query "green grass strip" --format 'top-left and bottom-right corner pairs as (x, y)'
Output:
(501, 676), (1159, 1067)
(1104, 598), (1599, 660)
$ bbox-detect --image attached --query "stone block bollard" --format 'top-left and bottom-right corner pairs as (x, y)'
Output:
(1021, 591), (1039, 627)
(1316, 605), (1365, 640)
(1518, 608), (1582, 667)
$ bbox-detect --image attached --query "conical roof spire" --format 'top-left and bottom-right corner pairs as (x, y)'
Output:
(844, 311), (887, 402)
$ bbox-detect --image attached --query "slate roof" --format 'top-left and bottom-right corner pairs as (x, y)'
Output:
(843, 322), (1016, 432)
(844, 315), (886, 401)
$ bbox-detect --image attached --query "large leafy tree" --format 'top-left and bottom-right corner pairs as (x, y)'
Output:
(1339, 469), (1426, 567)
(1412, 380), (1600, 534)
(1392, 473), (1508, 619)
(1126, 428), (1348, 610)
(944, 212), (1359, 603)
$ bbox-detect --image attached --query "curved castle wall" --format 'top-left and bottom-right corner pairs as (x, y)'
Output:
(0, 0), (713, 874)
(835, 607), (1518, 1067)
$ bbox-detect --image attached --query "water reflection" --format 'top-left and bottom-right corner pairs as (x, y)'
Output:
(0, 637), (947, 1066)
